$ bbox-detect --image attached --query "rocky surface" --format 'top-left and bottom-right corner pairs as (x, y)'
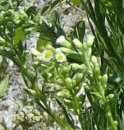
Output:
(0, 1), (90, 129)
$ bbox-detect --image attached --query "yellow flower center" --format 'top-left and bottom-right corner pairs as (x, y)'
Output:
(56, 53), (66, 62)
(44, 51), (52, 59)
(57, 55), (63, 61)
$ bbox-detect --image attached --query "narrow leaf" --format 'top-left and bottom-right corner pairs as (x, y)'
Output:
(0, 75), (9, 101)
(14, 28), (25, 45)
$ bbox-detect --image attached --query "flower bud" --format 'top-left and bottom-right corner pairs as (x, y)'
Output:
(87, 35), (95, 47)
(91, 55), (98, 64)
(106, 94), (114, 101)
(82, 42), (87, 50)
(19, 9), (28, 19)
(85, 85), (91, 90)
(62, 66), (70, 74)
(65, 77), (72, 88)
(31, 48), (41, 56)
(56, 78), (63, 84)
(75, 73), (83, 83)
(101, 74), (108, 84)
(73, 38), (83, 48)
(46, 44), (55, 52)
(72, 80), (76, 86)
(59, 47), (75, 54)
(56, 35), (72, 48)
(71, 63), (86, 71)
(57, 89), (71, 97)
(94, 68), (100, 76)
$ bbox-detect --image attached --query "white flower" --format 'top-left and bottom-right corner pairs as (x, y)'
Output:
(56, 35), (72, 48)
(55, 53), (66, 62)
(56, 35), (66, 44)
(42, 50), (53, 61)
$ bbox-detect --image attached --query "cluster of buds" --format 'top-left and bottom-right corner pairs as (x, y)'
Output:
(55, 35), (111, 105)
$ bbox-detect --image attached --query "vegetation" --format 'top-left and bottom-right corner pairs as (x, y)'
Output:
(0, 0), (124, 129)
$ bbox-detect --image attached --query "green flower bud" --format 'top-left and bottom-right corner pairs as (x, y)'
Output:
(94, 68), (100, 76)
(56, 35), (72, 49)
(31, 48), (41, 56)
(57, 89), (71, 98)
(72, 80), (76, 89)
(87, 35), (95, 47)
(65, 77), (72, 88)
(46, 44), (55, 52)
(82, 42), (87, 50)
(62, 66), (70, 75)
(101, 74), (108, 84)
(59, 47), (75, 54)
(73, 38), (83, 48)
(75, 86), (80, 93)
(71, 63), (86, 72)
(91, 56), (98, 65)
(106, 94), (114, 101)
(56, 78), (63, 84)
(75, 73), (83, 83)
(19, 9), (28, 19)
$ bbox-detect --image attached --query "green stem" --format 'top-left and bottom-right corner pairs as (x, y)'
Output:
(107, 111), (117, 130)
(34, 86), (74, 130)
(73, 96), (87, 130)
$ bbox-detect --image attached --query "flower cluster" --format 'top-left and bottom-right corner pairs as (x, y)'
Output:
(31, 47), (67, 63)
